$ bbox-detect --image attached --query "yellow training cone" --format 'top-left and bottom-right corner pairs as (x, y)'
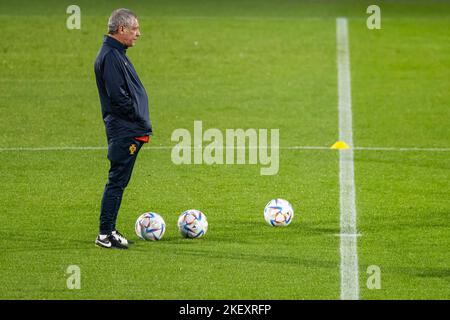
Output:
(331, 141), (350, 149)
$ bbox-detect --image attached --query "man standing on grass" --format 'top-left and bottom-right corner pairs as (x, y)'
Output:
(94, 8), (152, 249)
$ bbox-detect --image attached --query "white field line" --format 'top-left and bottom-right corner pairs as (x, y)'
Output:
(0, 146), (108, 151)
(0, 14), (447, 21)
(337, 17), (359, 301)
(354, 146), (450, 152)
(0, 146), (449, 152)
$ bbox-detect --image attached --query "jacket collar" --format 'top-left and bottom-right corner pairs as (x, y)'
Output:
(103, 35), (127, 53)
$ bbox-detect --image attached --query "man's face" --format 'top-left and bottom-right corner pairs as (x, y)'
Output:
(117, 18), (140, 47)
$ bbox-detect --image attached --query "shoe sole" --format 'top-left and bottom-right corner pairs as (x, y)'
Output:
(94, 241), (128, 250)
(95, 242), (112, 249)
(95, 243), (128, 249)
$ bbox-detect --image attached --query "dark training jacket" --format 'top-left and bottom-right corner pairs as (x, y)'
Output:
(94, 35), (152, 142)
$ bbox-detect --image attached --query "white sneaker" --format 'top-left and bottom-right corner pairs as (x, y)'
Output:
(95, 235), (112, 248)
(111, 230), (129, 247)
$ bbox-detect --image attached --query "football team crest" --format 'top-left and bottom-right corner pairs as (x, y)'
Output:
(129, 143), (137, 155)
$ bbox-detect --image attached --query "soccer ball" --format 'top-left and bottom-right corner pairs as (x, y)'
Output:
(135, 212), (166, 241)
(177, 209), (208, 238)
(264, 198), (294, 227)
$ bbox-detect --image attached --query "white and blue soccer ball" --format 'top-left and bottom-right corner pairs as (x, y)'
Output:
(177, 209), (208, 238)
(135, 212), (166, 241)
(264, 198), (294, 227)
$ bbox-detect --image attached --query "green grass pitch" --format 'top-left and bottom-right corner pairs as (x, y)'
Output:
(0, 0), (449, 299)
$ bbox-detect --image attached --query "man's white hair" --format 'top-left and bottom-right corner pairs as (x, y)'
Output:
(108, 8), (137, 34)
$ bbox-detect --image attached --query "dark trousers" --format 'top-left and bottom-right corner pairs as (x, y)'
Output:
(99, 136), (143, 235)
